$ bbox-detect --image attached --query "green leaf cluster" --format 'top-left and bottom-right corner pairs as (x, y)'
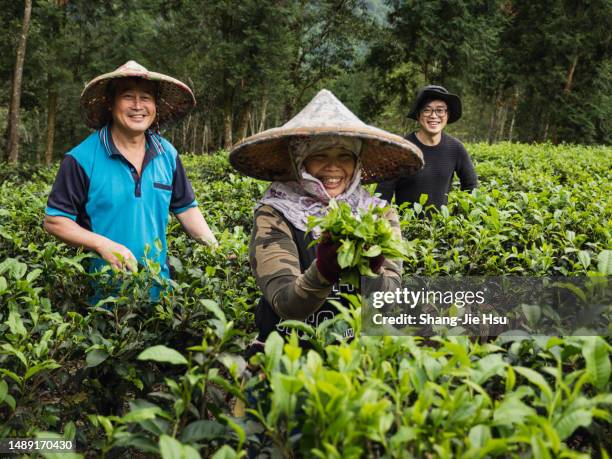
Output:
(0, 145), (609, 457)
(307, 200), (410, 286)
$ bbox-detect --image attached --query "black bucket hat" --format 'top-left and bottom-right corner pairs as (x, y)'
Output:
(407, 85), (462, 124)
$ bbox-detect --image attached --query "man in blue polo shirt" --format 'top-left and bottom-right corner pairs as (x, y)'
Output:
(44, 61), (217, 282)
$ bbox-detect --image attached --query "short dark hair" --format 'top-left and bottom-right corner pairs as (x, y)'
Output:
(106, 77), (158, 105)
(417, 97), (449, 114)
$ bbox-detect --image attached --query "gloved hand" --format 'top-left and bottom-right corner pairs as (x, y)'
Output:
(369, 254), (386, 274)
(316, 233), (341, 284)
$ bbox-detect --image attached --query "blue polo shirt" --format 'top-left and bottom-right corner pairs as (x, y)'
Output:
(45, 124), (197, 279)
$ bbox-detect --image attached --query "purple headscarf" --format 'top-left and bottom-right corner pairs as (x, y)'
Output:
(257, 136), (386, 237)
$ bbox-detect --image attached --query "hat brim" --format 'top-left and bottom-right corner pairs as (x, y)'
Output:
(230, 126), (424, 184)
(407, 89), (462, 124)
(80, 70), (196, 129)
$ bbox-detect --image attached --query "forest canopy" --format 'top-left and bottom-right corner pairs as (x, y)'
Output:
(1, 0), (610, 164)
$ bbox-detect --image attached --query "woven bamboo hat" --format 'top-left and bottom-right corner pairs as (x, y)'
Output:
(229, 89), (423, 183)
(80, 60), (196, 129)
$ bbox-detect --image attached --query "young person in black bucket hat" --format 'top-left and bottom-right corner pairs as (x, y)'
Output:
(376, 85), (477, 210)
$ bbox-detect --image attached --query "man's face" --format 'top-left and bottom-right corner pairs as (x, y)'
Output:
(111, 79), (157, 135)
(418, 99), (448, 136)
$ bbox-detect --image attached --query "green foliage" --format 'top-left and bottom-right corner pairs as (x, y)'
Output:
(307, 200), (409, 286)
(3, 0), (609, 164)
(0, 145), (610, 457)
(360, 0), (611, 144)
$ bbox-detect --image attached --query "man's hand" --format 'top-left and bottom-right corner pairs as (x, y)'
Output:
(96, 239), (138, 272)
(44, 215), (137, 272)
(175, 207), (218, 247)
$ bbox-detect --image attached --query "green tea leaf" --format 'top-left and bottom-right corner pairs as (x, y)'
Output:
(220, 414), (246, 450)
(597, 250), (612, 275)
(337, 239), (356, 268)
(24, 360), (61, 381)
(121, 407), (160, 423)
(581, 336), (611, 390)
(278, 320), (315, 336)
(200, 299), (227, 324)
(530, 433), (551, 459)
(217, 353), (247, 378)
(493, 397), (535, 425)
(159, 434), (198, 459)
(264, 332), (283, 373)
(362, 245), (382, 257)
(468, 424), (491, 448)
(521, 304), (541, 326)
(26, 268), (42, 283)
(7, 311), (27, 337)
(212, 445), (239, 459)
(86, 349), (109, 368)
(0, 379), (7, 402)
(179, 420), (228, 442)
(137, 345), (188, 365)
(577, 250), (591, 269)
(514, 366), (553, 401)
(554, 409), (593, 440)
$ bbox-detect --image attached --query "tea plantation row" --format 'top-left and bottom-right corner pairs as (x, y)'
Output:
(0, 142), (610, 458)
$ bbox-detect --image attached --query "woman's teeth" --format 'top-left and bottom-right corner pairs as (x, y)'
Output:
(322, 177), (342, 185)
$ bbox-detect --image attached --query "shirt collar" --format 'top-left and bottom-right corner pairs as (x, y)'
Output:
(98, 123), (165, 158)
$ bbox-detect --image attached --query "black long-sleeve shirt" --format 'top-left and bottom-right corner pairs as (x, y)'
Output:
(375, 132), (477, 207)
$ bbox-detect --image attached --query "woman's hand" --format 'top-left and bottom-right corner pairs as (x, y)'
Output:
(315, 233), (341, 284)
(369, 254), (385, 274)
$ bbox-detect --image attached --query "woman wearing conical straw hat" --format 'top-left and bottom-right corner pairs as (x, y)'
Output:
(230, 89), (423, 348)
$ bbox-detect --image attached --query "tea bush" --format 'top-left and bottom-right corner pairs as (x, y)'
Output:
(0, 143), (610, 458)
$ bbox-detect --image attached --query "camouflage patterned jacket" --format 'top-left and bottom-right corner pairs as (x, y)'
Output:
(249, 204), (403, 321)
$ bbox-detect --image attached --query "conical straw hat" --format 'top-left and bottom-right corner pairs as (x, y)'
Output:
(80, 60), (196, 129)
(230, 89), (423, 183)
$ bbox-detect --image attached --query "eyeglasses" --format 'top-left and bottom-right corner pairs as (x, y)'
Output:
(421, 107), (448, 117)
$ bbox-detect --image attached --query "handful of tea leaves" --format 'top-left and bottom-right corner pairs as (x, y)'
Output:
(307, 200), (410, 287)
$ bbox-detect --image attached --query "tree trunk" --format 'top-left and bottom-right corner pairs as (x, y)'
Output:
(564, 54), (579, 95)
(508, 87), (519, 142)
(6, 0), (33, 163)
(498, 104), (508, 141)
(181, 114), (191, 152)
(223, 95), (233, 150)
(284, 98), (295, 121)
(45, 82), (58, 165)
(541, 111), (550, 142)
(258, 94), (269, 132)
(235, 101), (252, 143)
(191, 115), (198, 153)
(201, 121), (208, 154)
(487, 92), (502, 144)
(249, 108), (256, 138)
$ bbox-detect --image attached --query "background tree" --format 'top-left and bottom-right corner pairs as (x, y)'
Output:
(0, 0), (609, 164)
(5, 0), (32, 163)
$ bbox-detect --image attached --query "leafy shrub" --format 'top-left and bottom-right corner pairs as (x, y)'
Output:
(0, 144), (610, 458)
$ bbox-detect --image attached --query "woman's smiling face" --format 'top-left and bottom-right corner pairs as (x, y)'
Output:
(303, 147), (356, 197)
